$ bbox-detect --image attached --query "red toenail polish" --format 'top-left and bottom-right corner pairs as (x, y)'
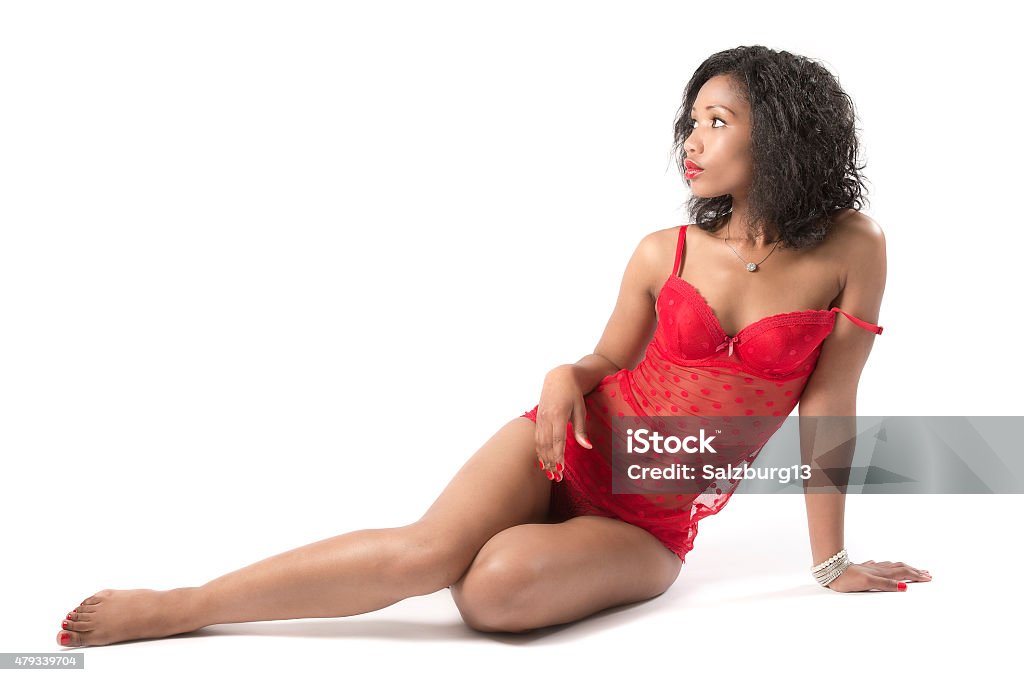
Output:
(60, 632), (71, 645)
(897, 582), (907, 591)
(556, 463), (563, 472)
(67, 613), (73, 619)
(546, 471), (554, 480)
(73, 608), (78, 612)
(538, 459), (544, 469)
(62, 620), (69, 628)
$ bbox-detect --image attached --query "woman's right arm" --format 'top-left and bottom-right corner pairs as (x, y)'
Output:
(533, 229), (665, 478)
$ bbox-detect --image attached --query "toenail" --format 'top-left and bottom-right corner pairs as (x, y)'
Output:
(62, 621), (69, 628)
(66, 612), (73, 619)
(59, 632), (71, 645)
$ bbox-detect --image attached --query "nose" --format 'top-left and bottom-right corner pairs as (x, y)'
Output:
(684, 130), (702, 157)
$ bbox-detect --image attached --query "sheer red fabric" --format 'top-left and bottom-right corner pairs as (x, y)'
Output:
(521, 224), (883, 563)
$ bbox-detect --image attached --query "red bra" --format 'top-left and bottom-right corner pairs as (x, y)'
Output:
(651, 224), (883, 380)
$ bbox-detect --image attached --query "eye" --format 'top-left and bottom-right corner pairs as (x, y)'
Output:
(691, 117), (726, 129)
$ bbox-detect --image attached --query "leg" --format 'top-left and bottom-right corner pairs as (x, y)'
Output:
(450, 516), (682, 633)
(57, 416), (554, 648)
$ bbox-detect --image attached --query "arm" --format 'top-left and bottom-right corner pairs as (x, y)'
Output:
(798, 219), (929, 591)
(533, 229), (665, 474)
(798, 217), (886, 567)
(551, 229), (663, 394)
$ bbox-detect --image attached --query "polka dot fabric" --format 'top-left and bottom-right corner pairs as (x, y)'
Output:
(521, 225), (883, 563)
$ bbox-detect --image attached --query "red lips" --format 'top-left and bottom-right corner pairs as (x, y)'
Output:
(684, 159), (704, 171)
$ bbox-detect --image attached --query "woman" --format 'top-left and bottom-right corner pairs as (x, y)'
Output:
(57, 46), (930, 648)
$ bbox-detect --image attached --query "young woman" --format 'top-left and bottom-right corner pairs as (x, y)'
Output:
(57, 45), (931, 648)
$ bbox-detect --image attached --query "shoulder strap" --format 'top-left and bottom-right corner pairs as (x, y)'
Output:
(671, 224), (688, 278)
(830, 307), (884, 335)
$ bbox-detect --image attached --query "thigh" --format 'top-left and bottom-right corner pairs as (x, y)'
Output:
(410, 416), (553, 586)
(450, 516), (683, 633)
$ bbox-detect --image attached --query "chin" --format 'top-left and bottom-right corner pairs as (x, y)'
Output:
(686, 186), (716, 198)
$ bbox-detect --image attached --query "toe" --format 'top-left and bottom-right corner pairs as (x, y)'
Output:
(65, 608), (90, 621)
(57, 629), (82, 647)
(61, 616), (88, 631)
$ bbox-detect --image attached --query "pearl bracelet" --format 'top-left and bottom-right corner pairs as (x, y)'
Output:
(811, 548), (851, 588)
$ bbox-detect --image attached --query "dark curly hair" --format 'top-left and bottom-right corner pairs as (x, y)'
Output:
(671, 45), (870, 250)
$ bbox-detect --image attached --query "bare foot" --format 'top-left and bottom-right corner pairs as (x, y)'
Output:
(57, 587), (203, 648)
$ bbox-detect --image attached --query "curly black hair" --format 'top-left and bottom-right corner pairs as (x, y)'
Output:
(671, 46), (870, 250)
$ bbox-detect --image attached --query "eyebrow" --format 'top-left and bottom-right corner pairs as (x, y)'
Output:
(691, 104), (736, 116)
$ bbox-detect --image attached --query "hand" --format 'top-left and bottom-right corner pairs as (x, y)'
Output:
(825, 559), (933, 593)
(534, 365), (593, 482)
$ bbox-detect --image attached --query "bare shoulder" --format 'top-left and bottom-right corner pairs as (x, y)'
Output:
(828, 209), (885, 251)
(650, 224), (685, 253)
(628, 225), (684, 299)
(826, 209), (886, 278)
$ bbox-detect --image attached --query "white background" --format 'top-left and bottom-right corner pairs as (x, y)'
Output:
(1, 0), (1020, 679)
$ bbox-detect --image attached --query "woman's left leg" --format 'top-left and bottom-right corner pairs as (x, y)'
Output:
(449, 516), (682, 633)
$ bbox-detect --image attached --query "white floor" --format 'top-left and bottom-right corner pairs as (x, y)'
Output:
(11, 493), (1015, 680)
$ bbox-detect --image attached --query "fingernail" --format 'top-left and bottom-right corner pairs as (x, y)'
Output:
(897, 581), (907, 591)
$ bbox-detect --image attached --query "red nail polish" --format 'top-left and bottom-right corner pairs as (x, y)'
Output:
(583, 438), (592, 447)
(897, 582), (907, 591)
(59, 632), (71, 645)
(62, 620), (69, 628)
(546, 471), (554, 480)
(73, 608), (78, 613)
(67, 612), (73, 619)
(538, 459), (544, 469)
(556, 463), (563, 472)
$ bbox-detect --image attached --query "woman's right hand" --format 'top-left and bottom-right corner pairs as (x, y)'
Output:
(534, 365), (593, 482)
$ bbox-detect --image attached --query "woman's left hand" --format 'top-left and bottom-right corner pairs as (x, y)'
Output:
(825, 560), (932, 592)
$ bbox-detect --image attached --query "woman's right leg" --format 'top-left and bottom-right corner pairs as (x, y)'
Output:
(194, 415), (553, 624)
(58, 416), (550, 647)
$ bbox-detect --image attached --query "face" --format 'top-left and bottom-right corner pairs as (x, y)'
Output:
(683, 74), (753, 199)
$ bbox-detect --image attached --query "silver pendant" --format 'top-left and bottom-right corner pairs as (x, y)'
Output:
(746, 262), (758, 272)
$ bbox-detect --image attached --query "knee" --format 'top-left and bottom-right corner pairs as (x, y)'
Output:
(450, 550), (543, 633)
(390, 524), (473, 595)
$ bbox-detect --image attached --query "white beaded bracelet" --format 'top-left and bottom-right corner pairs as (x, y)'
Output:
(811, 548), (851, 588)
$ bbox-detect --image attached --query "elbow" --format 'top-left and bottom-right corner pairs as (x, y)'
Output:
(593, 351), (624, 374)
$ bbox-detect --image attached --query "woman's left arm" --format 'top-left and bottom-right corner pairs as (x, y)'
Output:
(797, 217), (931, 592)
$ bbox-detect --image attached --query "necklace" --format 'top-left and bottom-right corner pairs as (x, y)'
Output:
(724, 217), (781, 272)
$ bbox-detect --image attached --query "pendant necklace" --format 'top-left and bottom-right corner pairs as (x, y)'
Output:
(723, 217), (781, 272)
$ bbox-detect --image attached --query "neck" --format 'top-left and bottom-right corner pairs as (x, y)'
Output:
(718, 207), (779, 249)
